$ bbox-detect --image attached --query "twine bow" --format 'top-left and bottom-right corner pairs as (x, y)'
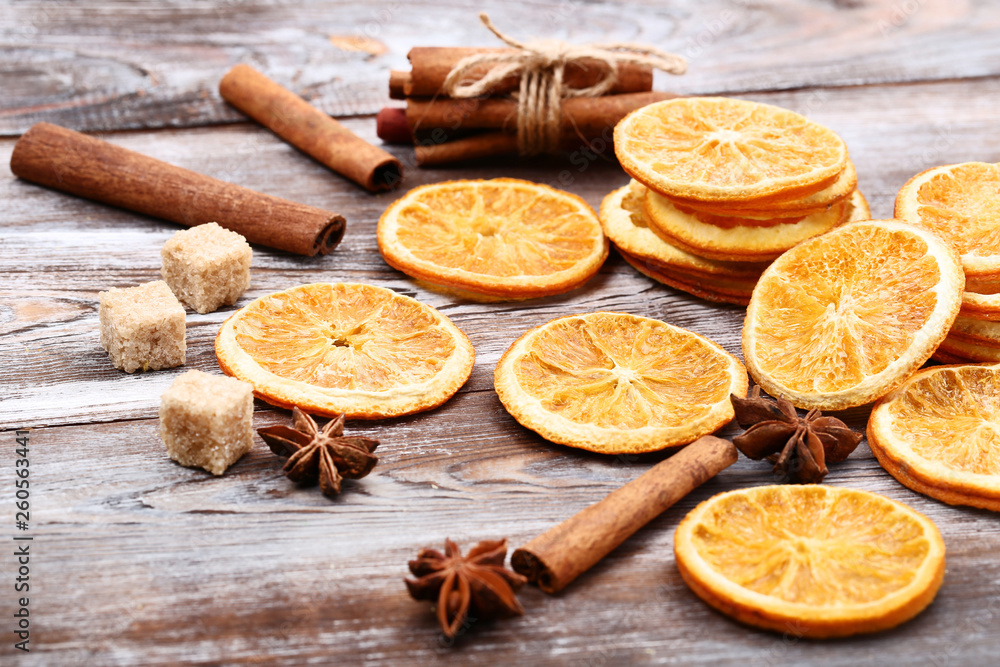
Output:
(441, 13), (687, 157)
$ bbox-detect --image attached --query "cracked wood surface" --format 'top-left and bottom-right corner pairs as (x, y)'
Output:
(2, 1), (1000, 665)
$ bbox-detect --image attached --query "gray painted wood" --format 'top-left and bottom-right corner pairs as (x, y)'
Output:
(2, 1), (1000, 665)
(2, 0), (1000, 134)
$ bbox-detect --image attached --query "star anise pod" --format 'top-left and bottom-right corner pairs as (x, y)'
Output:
(405, 538), (527, 639)
(730, 387), (862, 484)
(257, 407), (379, 497)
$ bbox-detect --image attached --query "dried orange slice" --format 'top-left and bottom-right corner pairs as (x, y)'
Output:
(215, 283), (474, 419)
(667, 160), (859, 218)
(674, 485), (945, 638)
(600, 182), (762, 304)
(643, 190), (867, 262)
(936, 334), (1000, 362)
(930, 347), (969, 365)
(948, 314), (1000, 346)
(966, 274), (1000, 294)
(620, 251), (754, 306)
(599, 181), (769, 279)
(494, 312), (747, 454)
(869, 363), (1000, 511)
(743, 219), (964, 410)
(377, 178), (608, 300)
(959, 290), (1000, 321)
(895, 162), (1000, 277)
(614, 97), (848, 202)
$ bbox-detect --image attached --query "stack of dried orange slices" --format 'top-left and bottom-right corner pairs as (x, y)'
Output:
(377, 178), (608, 301)
(607, 97), (869, 305)
(895, 162), (1000, 362)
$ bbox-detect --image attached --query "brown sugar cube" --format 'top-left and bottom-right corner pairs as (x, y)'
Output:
(161, 222), (252, 314)
(99, 280), (186, 373)
(159, 369), (254, 476)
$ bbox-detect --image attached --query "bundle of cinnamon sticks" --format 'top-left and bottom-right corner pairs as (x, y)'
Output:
(378, 47), (677, 166)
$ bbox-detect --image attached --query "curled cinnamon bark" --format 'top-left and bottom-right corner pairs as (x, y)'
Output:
(220, 64), (402, 192)
(404, 47), (654, 98)
(405, 91), (675, 136)
(512, 435), (738, 593)
(10, 123), (344, 256)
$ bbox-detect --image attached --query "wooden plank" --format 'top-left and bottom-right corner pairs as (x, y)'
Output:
(2, 0), (1000, 134)
(4, 75), (1000, 428)
(3, 405), (999, 664)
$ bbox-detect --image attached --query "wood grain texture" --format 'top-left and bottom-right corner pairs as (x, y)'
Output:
(3, 0), (1000, 134)
(3, 2), (1000, 665)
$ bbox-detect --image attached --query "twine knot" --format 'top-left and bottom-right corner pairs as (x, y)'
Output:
(441, 13), (687, 156)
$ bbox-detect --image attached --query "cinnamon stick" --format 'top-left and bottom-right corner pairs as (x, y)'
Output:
(220, 64), (402, 192)
(388, 70), (409, 100)
(374, 107), (513, 149)
(376, 107), (413, 145)
(406, 47), (653, 98)
(511, 435), (738, 594)
(415, 132), (518, 166)
(407, 91), (675, 136)
(405, 91), (677, 166)
(10, 122), (345, 256)
(414, 126), (629, 167)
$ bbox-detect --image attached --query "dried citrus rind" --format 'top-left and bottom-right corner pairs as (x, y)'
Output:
(674, 485), (946, 638)
(620, 251), (754, 306)
(494, 312), (747, 454)
(948, 314), (1000, 345)
(939, 315), (1000, 360)
(966, 275), (1000, 294)
(959, 291), (1000, 320)
(743, 219), (964, 410)
(599, 181), (769, 280)
(895, 162), (1000, 277)
(377, 178), (608, 300)
(216, 283), (474, 419)
(614, 97), (848, 202)
(643, 189), (852, 262)
(869, 363), (1000, 511)
(936, 334), (1000, 363)
(667, 160), (858, 218)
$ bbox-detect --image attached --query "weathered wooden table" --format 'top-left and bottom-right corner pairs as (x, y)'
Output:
(2, 1), (999, 665)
